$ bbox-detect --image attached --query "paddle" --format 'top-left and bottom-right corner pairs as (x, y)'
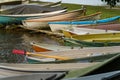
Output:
(12, 49), (71, 60)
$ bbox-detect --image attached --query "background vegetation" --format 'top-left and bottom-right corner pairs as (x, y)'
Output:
(62, 3), (120, 19)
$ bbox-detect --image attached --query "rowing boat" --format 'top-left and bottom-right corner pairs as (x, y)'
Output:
(17, 45), (120, 62)
(30, 42), (80, 52)
(0, 8), (67, 25)
(71, 32), (120, 42)
(21, 8), (85, 29)
(48, 16), (120, 32)
(64, 70), (120, 80)
(0, 0), (28, 12)
(0, 64), (67, 80)
(29, 45), (120, 61)
(63, 33), (120, 47)
(0, 1), (62, 12)
(62, 27), (120, 37)
(1, 63), (98, 71)
(64, 53), (120, 78)
(77, 23), (120, 31)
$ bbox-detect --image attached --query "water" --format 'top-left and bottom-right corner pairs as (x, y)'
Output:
(36, 0), (120, 6)
(0, 28), (61, 63)
(38, 0), (106, 6)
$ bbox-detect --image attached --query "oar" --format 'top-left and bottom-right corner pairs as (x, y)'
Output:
(12, 49), (71, 60)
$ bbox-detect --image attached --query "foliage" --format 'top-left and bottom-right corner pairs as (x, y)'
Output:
(101, 0), (120, 8)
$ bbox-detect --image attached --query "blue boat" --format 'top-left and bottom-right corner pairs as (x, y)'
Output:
(48, 16), (120, 25)
(0, 4), (67, 25)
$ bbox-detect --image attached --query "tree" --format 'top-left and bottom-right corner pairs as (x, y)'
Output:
(101, 0), (120, 8)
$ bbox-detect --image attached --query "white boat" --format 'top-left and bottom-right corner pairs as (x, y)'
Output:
(30, 42), (81, 52)
(49, 16), (120, 32)
(62, 27), (120, 37)
(21, 8), (85, 29)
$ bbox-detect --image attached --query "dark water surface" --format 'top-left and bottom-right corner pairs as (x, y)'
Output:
(0, 28), (61, 63)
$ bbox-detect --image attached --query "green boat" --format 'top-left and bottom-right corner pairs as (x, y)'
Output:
(63, 37), (120, 47)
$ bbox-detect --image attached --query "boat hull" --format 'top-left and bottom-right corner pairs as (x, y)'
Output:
(22, 8), (85, 30)
(49, 16), (120, 32)
(0, 9), (67, 25)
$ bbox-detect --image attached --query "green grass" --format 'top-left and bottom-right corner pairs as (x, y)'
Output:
(30, 1), (120, 19)
(62, 3), (120, 19)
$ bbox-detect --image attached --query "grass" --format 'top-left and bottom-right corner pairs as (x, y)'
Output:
(61, 3), (120, 19)
(30, 1), (120, 19)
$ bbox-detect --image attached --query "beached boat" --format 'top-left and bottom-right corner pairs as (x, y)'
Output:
(1, 63), (98, 71)
(48, 16), (120, 32)
(30, 45), (120, 60)
(63, 32), (120, 47)
(30, 42), (80, 52)
(64, 53), (120, 78)
(62, 27), (120, 37)
(77, 23), (120, 31)
(0, 8), (67, 25)
(64, 70), (120, 80)
(0, 0), (23, 5)
(71, 32), (120, 42)
(21, 8), (86, 29)
(37, 0), (62, 7)
(13, 45), (120, 62)
(0, 0), (28, 11)
(0, 64), (67, 80)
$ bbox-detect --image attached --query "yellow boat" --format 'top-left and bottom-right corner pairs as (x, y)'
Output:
(70, 32), (120, 43)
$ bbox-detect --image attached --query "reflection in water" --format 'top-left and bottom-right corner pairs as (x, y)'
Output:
(0, 29), (60, 63)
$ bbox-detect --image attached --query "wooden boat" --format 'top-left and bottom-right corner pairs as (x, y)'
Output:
(62, 27), (120, 37)
(15, 45), (120, 62)
(0, 0), (24, 5)
(21, 8), (86, 29)
(30, 42), (81, 52)
(64, 70), (120, 80)
(48, 16), (120, 32)
(0, 0), (62, 12)
(0, 73), (65, 80)
(71, 32), (120, 42)
(38, 0), (62, 7)
(0, 64), (67, 80)
(63, 34), (120, 47)
(77, 23), (120, 31)
(0, 63), (98, 71)
(0, 0), (28, 12)
(64, 53), (120, 78)
(0, 8), (67, 25)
